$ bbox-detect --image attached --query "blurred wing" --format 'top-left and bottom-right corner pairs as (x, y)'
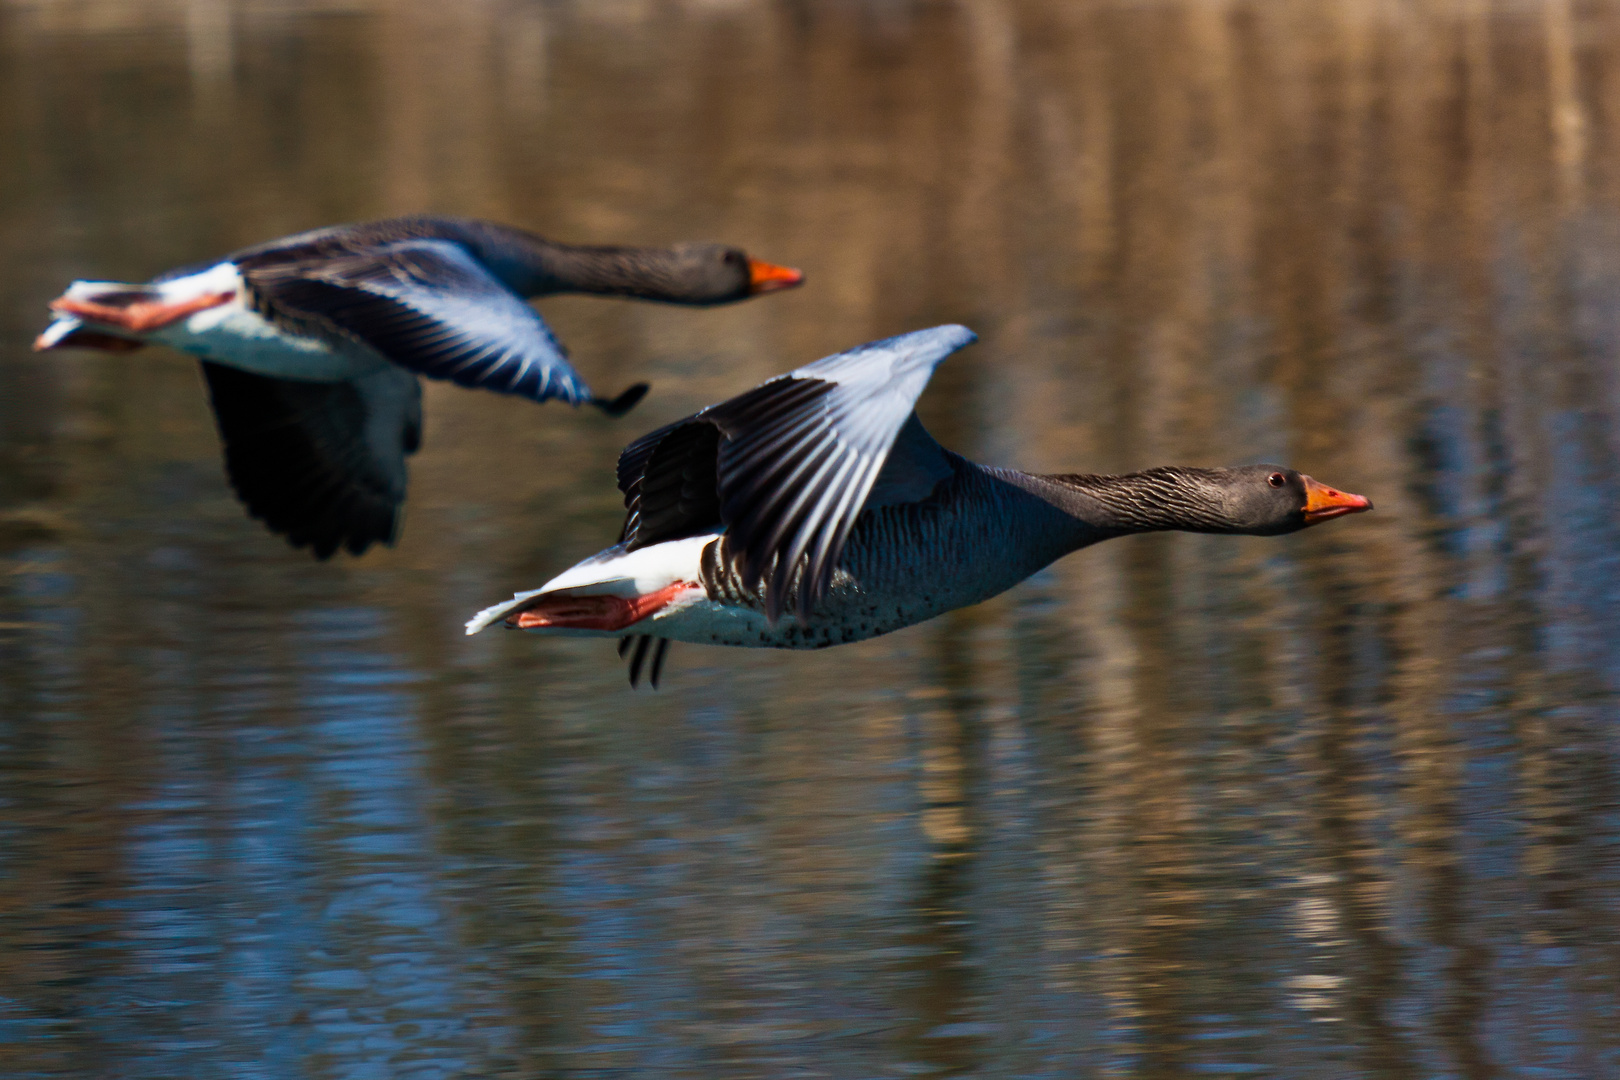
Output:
(616, 324), (977, 620)
(201, 362), (422, 558)
(238, 238), (593, 406)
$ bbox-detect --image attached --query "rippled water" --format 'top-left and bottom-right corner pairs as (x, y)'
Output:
(3, 0), (1620, 1076)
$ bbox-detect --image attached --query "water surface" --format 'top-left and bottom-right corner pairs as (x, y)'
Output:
(2, 1), (1620, 1076)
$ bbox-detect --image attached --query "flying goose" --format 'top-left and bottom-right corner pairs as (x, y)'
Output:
(467, 326), (1372, 687)
(33, 215), (804, 557)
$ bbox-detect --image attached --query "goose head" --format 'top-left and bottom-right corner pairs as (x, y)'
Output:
(1213, 464), (1373, 535)
(1047, 464), (1372, 536)
(661, 243), (804, 303)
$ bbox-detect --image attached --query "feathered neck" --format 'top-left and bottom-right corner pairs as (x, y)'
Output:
(435, 219), (704, 299)
(1013, 467), (1248, 537)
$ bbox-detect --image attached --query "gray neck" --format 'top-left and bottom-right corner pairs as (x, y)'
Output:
(997, 466), (1246, 545)
(445, 220), (696, 299)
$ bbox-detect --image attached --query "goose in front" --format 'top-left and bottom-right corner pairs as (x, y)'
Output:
(33, 215), (803, 557)
(466, 325), (1373, 687)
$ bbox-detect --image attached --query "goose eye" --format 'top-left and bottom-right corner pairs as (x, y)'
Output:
(1267, 472), (1286, 488)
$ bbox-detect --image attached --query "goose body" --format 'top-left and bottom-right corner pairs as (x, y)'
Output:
(40, 263), (381, 382)
(469, 459), (1082, 649)
(467, 326), (1373, 683)
(34, 215), (802, 557)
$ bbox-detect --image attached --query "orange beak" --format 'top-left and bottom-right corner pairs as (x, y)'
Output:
(747, 258), (804, 295)
(1301, 475), (1373, 525)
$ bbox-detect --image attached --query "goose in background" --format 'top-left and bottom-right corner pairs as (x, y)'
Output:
(467, 325), (1373, 688)
(34, 215), (804, 557)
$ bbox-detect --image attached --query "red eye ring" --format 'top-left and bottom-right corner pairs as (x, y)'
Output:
(1268, 472), (1287, 488)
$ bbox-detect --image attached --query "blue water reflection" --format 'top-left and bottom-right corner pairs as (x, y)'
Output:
(4, 0), (1620, 1077)
(75, 605), (510, 1078)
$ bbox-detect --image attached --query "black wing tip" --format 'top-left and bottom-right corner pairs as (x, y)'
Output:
(594, 382), (650, 418)
(268, 509), (398, 560)
(222, 471), (401, 561)
(224, 460), (401, 560)
(299, 530), (397, 560)
(761, 589), (816, 627)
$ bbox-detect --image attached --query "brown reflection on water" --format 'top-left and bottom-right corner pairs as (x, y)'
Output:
(3, 0), (1620, 1076)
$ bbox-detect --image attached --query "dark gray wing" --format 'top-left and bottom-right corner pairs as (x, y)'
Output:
(617, 325), (977, 621)
(200, 363), (422, 558)
(236, 237), (597, 407)
(616, 412), (725, 546)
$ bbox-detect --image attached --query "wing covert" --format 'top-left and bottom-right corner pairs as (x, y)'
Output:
(612, 324), (977, 620)
(239, 238), (594, 406)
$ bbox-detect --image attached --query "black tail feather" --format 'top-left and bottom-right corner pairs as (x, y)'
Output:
(593, 382), (650, 418)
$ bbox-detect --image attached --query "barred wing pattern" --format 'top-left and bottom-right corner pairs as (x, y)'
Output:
(240, 238), (593, 406)
(618, 324), (977, 621)
(617, 418), (723, 545)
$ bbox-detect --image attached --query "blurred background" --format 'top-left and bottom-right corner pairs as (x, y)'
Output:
(3, 0), (1620, 1076)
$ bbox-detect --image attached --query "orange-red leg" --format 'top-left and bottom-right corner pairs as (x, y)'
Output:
(511, 581), (699, 631)
(49, 291), (235, 333)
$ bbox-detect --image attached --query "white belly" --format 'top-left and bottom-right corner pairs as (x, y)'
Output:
(466, 538), (946, 651)
(639, 589), (940, 649)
